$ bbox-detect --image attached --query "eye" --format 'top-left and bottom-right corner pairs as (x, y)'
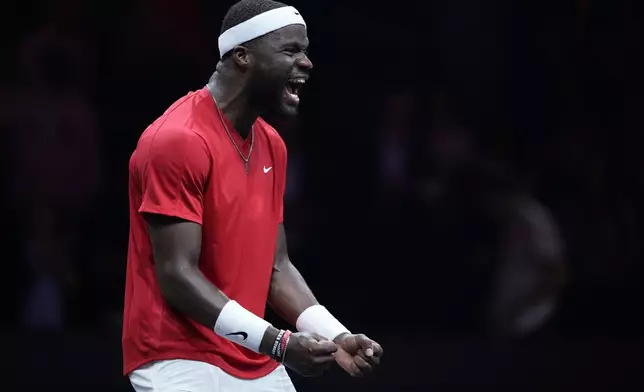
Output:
(282, 48), (297, 56)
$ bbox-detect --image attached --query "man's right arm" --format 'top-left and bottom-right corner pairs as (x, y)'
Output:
(148, 215), (222, 324)
(146, 213), (282, 352)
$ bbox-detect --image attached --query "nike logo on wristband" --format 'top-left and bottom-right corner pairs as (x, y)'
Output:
(226, 331), (249, 340)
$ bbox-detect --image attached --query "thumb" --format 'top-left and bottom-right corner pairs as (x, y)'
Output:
(308, 333), (337, 352)
(355, 334), (374, 357)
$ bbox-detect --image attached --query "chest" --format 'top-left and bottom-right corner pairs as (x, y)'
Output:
(205, 132), (284, 223)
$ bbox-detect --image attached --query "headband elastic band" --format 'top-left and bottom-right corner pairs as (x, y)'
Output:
(218, 6), (306, 58)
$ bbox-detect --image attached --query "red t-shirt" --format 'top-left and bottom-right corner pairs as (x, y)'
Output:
(122, 87), (286, 379)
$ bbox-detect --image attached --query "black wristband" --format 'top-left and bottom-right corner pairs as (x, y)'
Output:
(270, 329), (285, 361)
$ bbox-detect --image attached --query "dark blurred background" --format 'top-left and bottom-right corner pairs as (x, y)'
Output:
(2, 0), (643, 390)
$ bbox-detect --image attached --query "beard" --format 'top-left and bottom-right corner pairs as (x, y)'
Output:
(250, 84), (299, 121)
(248, 65), (296, 108)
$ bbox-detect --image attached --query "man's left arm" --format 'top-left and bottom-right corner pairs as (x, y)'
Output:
(268, 223), (383, 376)
(267, 223), (318, 326)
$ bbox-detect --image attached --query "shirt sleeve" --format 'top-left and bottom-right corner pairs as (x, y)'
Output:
(139, 129), (210, 224)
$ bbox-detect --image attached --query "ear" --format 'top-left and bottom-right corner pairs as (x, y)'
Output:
(231, 46), (253, 69)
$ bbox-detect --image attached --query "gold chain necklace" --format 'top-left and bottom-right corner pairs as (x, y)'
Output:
(206, 84), (255, 174)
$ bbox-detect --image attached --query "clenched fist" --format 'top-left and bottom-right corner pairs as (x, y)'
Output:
(333, 333), (383, 377)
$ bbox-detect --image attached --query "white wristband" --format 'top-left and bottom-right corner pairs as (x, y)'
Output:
(214, 300), (271, 353)
(295, 305), (350, 341)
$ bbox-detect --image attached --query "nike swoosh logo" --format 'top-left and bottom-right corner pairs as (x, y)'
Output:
(263, 166), (272, 174)
(226, 331), (248, 340)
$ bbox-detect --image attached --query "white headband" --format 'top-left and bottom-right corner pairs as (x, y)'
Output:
(218, 6), (306, 58)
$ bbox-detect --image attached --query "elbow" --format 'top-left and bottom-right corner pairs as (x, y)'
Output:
(269, 270), (282, 298)
(156, 263), (189, 304)
(270, 258), (291, 287)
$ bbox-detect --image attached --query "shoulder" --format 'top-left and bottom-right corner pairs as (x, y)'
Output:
(149, 88), (213, 138)
(138, 89), (213, 155)
(510, 197), (564, 259)
(133, 123), (211, 180)
(140, 123), (208, 155)
(163, 87), (211, 119)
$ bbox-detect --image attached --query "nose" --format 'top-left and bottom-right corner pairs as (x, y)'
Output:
(297, 53), (313, 72)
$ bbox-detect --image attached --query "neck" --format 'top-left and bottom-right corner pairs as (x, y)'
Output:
(208, 71), (258, 139)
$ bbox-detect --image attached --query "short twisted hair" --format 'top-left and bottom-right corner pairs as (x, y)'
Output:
(220, 0), (288, 35)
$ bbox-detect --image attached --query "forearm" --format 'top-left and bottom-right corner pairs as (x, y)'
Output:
(269, 224), (350, 340)
(158, 265), (280, 355)
(158, 264), (229, 328)
(268, 259), (318, 326)
(268, 259), (350, 341)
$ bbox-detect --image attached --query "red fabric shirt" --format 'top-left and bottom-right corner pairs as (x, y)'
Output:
(122, 87), (286, 379)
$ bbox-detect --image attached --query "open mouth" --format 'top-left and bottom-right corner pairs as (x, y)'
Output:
(284, 77), (306, 104)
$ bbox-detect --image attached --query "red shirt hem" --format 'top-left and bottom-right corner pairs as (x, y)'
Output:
(124, 352), (280, 380)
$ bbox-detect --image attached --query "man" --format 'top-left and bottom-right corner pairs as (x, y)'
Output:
(486, 190), (566, 336)
(416, 113), (566, 336)
(122, 1), (383, 391)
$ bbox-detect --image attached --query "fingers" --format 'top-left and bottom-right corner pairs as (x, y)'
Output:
(354, 334), (383, 360)
(343, 353), (372, 377)
(371, 341), (384, 358)
(303, 348), (335, 377)
(286, 332), (342, 377)
(345, 361), (362, 377)
(354, 334), (374, 357)
(353, 352), (373, 375)
(311, 354), (336, 365)
(306, 339), (338, 356)
(357, 348), (380, 366)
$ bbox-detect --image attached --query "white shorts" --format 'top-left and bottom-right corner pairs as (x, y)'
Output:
(129, 359), (297, 392)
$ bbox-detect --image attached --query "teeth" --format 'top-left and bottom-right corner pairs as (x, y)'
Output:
(289, 78), (306, 84)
